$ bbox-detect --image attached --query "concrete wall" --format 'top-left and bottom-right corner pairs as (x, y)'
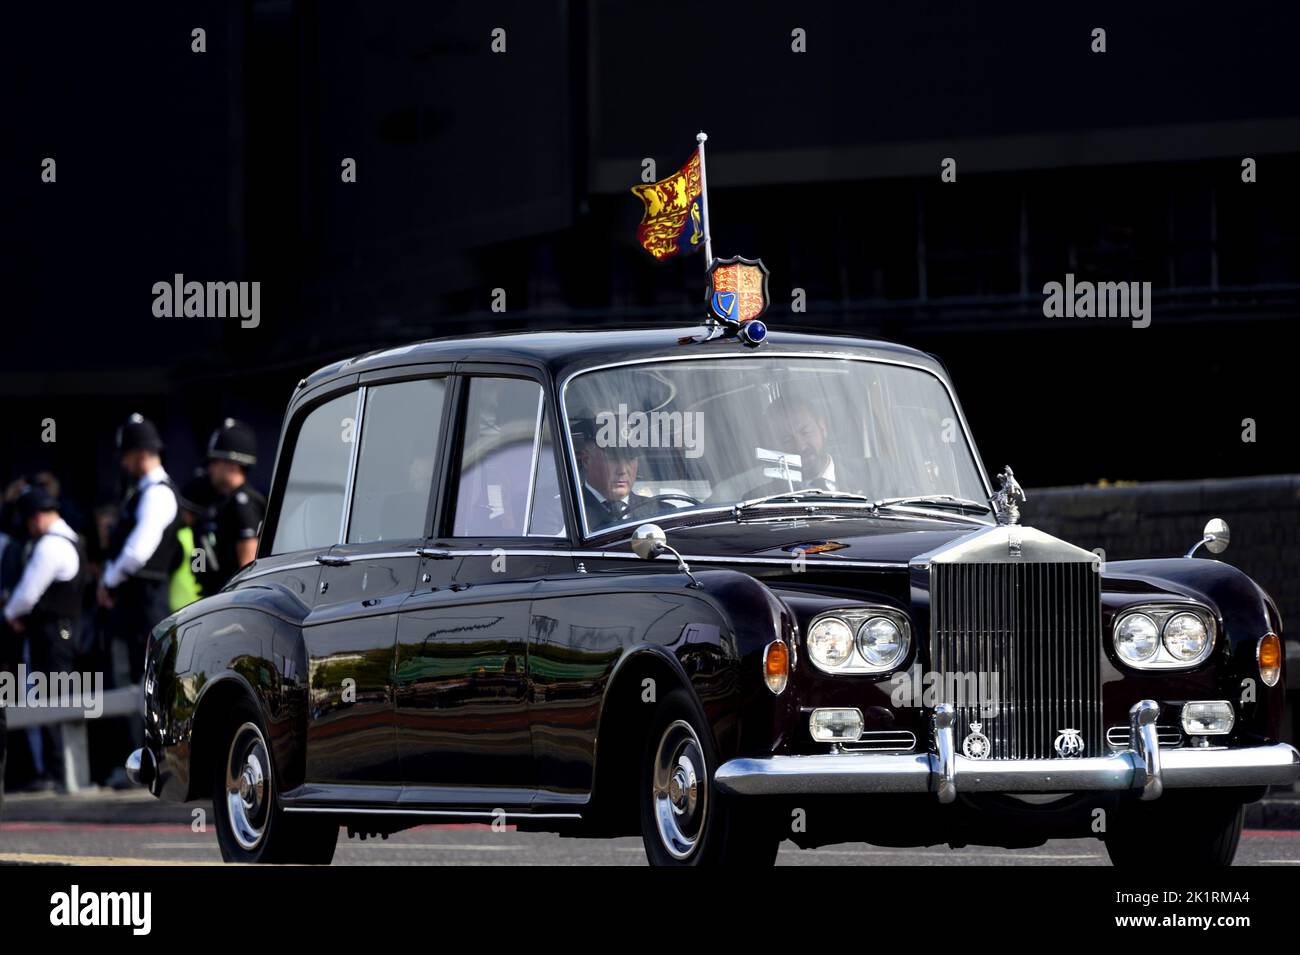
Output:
(1028, 475), (1300, 633)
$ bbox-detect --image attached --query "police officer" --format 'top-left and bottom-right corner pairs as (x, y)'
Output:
(98, 413), (183, 679)
(3, 486), (88, 790)
(195, 418), (265, 595)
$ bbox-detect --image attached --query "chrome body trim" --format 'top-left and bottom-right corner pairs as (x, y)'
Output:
(236, 547), (910, 583)
(282, 806), (582, 820)
(338, 386), (367, 543)
(1106, 725), (1183, 749)
(1130, 699), (1163, 800)
(933, 704), (957, 804)
(232, 559), (320, 584)
(713, 741), (1300, 798)
(911, 523), (1099, 567)
(558, 352), (994, 541)
(521, 387), (545, 534)
(841, 730), (918, 752)
(621, 551), (907, 570)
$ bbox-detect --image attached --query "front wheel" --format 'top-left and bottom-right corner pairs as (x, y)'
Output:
(639, 688), (781, 866)
(212, 702), (338, 864)
(1104, 791), (1245, 867)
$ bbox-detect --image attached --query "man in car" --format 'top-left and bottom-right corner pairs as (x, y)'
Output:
(571, 416), (654, 530)
(739, 397), (846, 500)
(778, 398), (838, 492)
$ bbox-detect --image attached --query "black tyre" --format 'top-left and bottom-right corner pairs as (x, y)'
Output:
(639, 688), (781, 866)
(212, 701), (338, 864)
(1104, 791), (1244, 867)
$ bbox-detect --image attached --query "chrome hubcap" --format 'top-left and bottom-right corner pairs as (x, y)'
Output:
(225, 722), (271, 851)
(652, 720), (707, 860)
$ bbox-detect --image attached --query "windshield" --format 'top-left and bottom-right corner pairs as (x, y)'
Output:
(564, 356), (989, 534)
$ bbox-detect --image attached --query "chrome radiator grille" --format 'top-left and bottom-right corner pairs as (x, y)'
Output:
(930, 562), (1103, 759)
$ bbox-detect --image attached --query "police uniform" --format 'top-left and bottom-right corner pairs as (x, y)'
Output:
(2, 487), (88, 788)
(195, 419), (265, 595)
(103, 414), (182, 678)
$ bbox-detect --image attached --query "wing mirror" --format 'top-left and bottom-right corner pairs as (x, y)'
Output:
(1185, 518), (1230, 558)
(631, 524), (701, 588)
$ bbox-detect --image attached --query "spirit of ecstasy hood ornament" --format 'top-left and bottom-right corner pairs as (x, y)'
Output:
(990, 466), (1026, 526)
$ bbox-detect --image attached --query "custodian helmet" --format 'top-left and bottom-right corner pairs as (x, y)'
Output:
(206, 418), (258, 467)
(116, 413), (164, 453)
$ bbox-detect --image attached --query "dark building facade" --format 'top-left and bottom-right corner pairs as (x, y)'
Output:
(11, 1), (1299, 513)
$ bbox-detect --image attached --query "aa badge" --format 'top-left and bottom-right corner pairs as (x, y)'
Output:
(707, 256), (770, 326)
(1054, 728), (1085, 758)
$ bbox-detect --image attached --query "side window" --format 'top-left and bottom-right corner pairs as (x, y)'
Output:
(347, 378), (446, 543)
(270, 391), (357, 555)
(451, 378), (567, 538)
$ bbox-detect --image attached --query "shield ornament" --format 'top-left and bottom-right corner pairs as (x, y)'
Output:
(707, 256), (770, 324)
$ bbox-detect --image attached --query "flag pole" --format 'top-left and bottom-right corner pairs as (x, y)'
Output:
(696, 130), (713, 269)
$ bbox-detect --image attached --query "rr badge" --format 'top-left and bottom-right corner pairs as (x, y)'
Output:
(962, 722), (991, 760)
(1054, 728), (1085, 758)
(707, 256), (770, 325)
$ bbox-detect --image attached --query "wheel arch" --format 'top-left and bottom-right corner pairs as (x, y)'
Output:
(187, 672), (266, 802)
(586, 645), (696, 836)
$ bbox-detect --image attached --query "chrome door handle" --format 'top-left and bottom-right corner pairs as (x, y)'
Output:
(416, 547), (453, 559)
(315, 554), (350, 566)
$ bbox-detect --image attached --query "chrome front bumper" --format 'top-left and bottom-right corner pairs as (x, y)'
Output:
(716, 701), (1300, 802)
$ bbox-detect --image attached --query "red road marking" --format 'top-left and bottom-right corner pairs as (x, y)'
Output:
(0, 821), (514, 833)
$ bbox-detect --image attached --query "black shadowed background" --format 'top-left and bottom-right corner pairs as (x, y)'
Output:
(8, 1), (1298, 519)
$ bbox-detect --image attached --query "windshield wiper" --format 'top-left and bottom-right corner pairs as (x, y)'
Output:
(732, 488), (874, 518)
(872, 494), (991, 515)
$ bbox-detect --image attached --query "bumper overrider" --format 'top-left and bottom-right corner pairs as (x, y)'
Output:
(716, 701), (1300, 802)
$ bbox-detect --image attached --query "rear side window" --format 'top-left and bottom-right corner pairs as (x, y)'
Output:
(271, 391), (357, 554)
(347, 378), (446, 543)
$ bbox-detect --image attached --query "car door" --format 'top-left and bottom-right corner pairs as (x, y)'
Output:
(236, 383), (366, 611)
(395, 369), (574, 807)
(293, 373), (451, 800)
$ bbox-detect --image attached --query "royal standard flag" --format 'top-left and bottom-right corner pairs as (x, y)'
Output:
(631, 149), (705, 261)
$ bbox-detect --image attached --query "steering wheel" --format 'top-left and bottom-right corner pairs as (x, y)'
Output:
(622, 492), (704, 518)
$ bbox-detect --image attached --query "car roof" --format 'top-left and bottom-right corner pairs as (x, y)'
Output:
(302, 324), (948, 391)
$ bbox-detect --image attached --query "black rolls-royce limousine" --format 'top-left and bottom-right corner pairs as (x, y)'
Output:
(127, 324), (1298, 865)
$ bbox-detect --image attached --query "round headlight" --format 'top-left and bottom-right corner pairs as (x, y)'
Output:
(856, 616), (906, 669)
(807, 617), (855, 668)
(1164, 612), (1209, 662)
(1115, 613), (1159, 663)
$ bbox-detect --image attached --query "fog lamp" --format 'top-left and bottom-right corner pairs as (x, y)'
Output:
(1181, 701), (1235, 736)
(809, 707), (864, 742)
